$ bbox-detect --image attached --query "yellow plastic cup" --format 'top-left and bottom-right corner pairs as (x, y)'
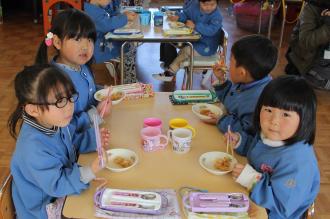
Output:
(168, 118), (196, 137)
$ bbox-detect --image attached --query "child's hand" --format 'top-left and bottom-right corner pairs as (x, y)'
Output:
(100, 127), (110, 150)
(212, 58), (227, 84)
(224, 130), (240, 148)
(168, 15), (179, 22)
(231, 163), (245, 180)
(91, 148), (106, 174)
(203, 112), (220, 125)
(97, 96), (112, 118)
(185, 20), (195, 29)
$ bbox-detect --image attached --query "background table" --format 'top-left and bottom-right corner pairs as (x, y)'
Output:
(62, 92), (267, 218)
(106, 9), (201, 89)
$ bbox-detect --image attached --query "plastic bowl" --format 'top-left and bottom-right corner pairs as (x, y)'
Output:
(94, 88), (126, 105)
(192, 103), (223, 121)
(199, 151), (237, 175)
(106, 148), (138, 172)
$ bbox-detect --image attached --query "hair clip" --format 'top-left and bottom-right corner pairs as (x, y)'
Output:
(45, 32), (54, 47)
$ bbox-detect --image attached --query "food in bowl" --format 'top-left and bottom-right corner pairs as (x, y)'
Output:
(114, 156), (134, 168)
(95, 93), (106, 101)
(199, 108), (212, 116)
(111, 92), (124, 101)
(214, 156), (232, 171)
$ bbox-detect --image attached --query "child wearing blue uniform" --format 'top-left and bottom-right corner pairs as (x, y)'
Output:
(229, 75), (320, 219)
(159, 0), (197, 69)
(35, 9), (111, 132)
(153, 0), (223, 81)
(9, 65), (109, 219)
(85, 0), (139, 83)
(208, 35), (277, 137)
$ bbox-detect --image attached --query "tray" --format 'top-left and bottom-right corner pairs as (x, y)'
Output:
(95, 189), (166, 215)
(183, 192), (249, 213)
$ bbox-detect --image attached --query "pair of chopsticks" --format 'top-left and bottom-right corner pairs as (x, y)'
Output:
(92, 114), (106, 168)
(100, 86), (112, 118)
(226, 125), (235, 158)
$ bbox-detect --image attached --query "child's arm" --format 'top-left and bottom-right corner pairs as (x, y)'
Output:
(177, 11), (188, 23)
(25, 142), (94, 197)
(249, 154), (319, 218)
(194, 11), (222, 37)
(85, 4), (128, 31)
(217, 111), (254, 135)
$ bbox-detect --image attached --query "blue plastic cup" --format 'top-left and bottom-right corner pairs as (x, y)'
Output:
(140, 11), (151, 26)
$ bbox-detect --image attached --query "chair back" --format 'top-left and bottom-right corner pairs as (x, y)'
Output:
(0, 167), (15, 219)
(181, 27), (229, 89)
(302, 202), (315, 219)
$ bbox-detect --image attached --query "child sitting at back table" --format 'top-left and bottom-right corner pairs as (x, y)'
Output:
(85, 0), (139, 83)
(229, 75), (320, 219)
(153, 0), (222, 82)
(9, 65), (109, 219)
(208, 35), (277, 136)
(159, 0), (197, 69)
(35, 9), (111, 132)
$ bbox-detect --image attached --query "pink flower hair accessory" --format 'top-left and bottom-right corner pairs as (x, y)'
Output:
(45, 32), (54, 47)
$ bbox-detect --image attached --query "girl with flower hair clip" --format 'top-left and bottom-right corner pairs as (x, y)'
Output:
(227, 75), (320, 219)
(35, 9), (111, 132)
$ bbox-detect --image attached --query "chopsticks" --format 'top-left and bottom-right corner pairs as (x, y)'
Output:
(226, 125), (235, 158)
(93, 114), (105, 168)
(100, 86), (112, 118)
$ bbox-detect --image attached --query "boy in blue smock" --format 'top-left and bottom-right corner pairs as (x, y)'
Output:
(159, 0), (197, 69)
(208, 35), (278, 136)
(153, 0), (223, 81)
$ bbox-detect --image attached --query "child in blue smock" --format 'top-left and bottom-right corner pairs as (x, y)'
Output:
(85, 0), (139, 83)
(153, 0), (222, 81)
(35, 9), (111, 132)
(228, 75), (320, 219)
(9, 65), (110, 219)
(207, 35), (277, 137)
(159, 0), (197, 69)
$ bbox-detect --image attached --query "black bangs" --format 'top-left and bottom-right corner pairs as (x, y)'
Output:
(50, 9), (96, 42)
(260, 79), (305, 113)
(36, 67), (76, 108)
(63, 10), (96, 42)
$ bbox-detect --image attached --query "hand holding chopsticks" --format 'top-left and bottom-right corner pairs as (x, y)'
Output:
(225, 125), (240, 159)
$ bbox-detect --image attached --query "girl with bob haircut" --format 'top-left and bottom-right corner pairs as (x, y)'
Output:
(8, 65), (109, 219)
(227, 75), (320, 219)
(35, 9), (111, 132)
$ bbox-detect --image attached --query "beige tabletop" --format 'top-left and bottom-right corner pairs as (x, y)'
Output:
(62, 92), (267, 218)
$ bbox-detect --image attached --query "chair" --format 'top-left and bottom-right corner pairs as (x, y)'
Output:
(42, 0), (83, 35)
(302, 202), (315, 219)
(0, 167), (15, 219)
(180, 28), (228, 90)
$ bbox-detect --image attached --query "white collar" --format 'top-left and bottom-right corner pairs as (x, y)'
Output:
(260, 132), (285, 147)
